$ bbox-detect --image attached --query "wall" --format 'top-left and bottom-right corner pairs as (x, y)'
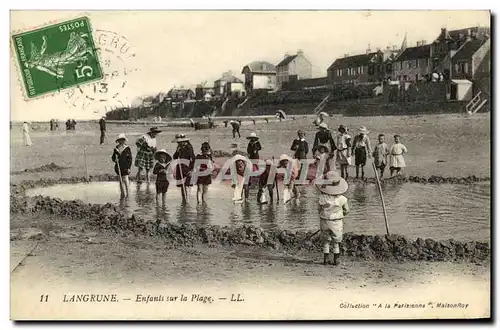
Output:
(472, 39), (490, 78)
(328, 65), (370, 85)
(253, 74), (276, 90)
(392, 58), (432, 81)
(340, 100), (467, 116)
(290, 54), (312, 80)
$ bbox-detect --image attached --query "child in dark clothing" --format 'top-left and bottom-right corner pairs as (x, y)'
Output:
(111, 133), (133, 198)
(195, 142), (214, 203)
(257, 159), (275, 204)
(246, 132), (262, 160)
(290, 130), (309, 160)
(153, 149), (172, 206)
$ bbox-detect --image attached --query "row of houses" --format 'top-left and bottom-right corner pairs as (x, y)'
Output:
(168, 25), (490, 102)
(328, 26), (490, 86)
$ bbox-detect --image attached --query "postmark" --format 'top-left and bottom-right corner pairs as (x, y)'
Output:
(62, 29), (140, 115)
(11, 16), (103, 99)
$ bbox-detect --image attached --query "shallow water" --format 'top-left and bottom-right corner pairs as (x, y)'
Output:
(26, 181), (490, 242)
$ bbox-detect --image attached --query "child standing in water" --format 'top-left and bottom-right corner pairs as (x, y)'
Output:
(316, 171), (349, 266)
(372, 134), (389, 178)
(335, 125), (352, 179)
(111, 133), (133, 198)
(153, 149), (172, 206)
(389, 135), (408, 177)
(352, 126), (372, 180)
(195, 142), (214, 203)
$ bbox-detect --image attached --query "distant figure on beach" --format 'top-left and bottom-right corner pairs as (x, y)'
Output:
(135, 127), (161, 184)
(373, 134), (389, 178)
(352, 126), (372, 180)
(389, 135), (408, 177)
(312, 123), (336, 159)
(65, 119), (71, 130)
(172, 133), (195, 204)
(99, 116), (106, 145)
(22, 121), (32, 146)
(111, 133), (132, 198)
(316, 170), (349, 266)
(153, 149), (172, 206)
(335, 125), (352, 179)
(71, 119), (77, 130)
(230, 120), (241, 138)
(49, 119), (55, 131)
(246, 132), (261, 160)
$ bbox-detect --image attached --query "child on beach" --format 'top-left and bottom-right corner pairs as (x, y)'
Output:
(352, 126), (372, 180)
(335, 125), (352, 179)
(111, 133), (133, 198)
(389, 135), (408, 177)
(195, 142), (214, 203)
(316, 170), (349, 266)
(257, 159), (275, 204)
(373, 134), (389, 178)
(153, 149), (172, 206)
(246, 132), (262, 160)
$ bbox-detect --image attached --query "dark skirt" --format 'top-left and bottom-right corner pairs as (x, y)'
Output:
(156, 180), (169, 194)
(196, 174), (212, 186)
(174, 164), (193, 187)
(354, 147), (367, 166)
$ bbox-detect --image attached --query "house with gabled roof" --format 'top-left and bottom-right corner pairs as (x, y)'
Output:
(451, 37), (490, 81)
(224, 76), (246, 98)
(327, 49), (385, 85)
(241, 61), (276, 92)
(275, 50), (312, 90)
(391, 43), (432, 82)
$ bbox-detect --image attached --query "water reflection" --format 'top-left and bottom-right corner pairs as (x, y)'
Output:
(26, 181), (491, 241)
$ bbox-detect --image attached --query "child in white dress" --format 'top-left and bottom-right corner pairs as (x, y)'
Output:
(389, 135), (408, 177)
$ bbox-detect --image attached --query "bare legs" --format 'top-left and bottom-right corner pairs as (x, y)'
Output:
(197, 184), (209, 203)
(355, 165), (365, 179)
(136, 168), (151, 183)
(156, 192), (166, 206)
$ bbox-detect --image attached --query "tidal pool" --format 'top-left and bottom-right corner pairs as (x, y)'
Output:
(26, 181), (490, 242)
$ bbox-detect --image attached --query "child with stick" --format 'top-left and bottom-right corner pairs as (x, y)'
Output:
(316, 170), (350, 266)
(195, 142), (214, 203)
(111, 134), (133, 198)
(352, 126), (372, 180)
(389, 135), (408, 177)
(153, 149), (172, 206)
(373, 134), (389, 178)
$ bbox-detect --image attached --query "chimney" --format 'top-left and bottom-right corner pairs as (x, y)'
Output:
(297, 49), (304, 56)
(344, 53), (349, 58)
(386, 45), (391, 51)
(376, 47), (381, 52)
(366, 44), (371, 54)
(416, 41), (420, 46)
(392, 44), (397, 51)
(421, 40), (426, 45)
(284, 52), (290, 59)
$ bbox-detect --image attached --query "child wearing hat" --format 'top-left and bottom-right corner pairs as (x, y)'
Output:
(135, 127), (162, 184)
(153, 149), (172, 205)
(278, 154), (301, 201)
(352, 126), (372, 180)
(246, 132), (262, 160)
(316, 171), (350, 266)
(173, 133), (195, 204)
(195, 142), (214, 203)
(290, 130), (309, 161)
(111, 133), (133, 198)
(335, 125), (352, 179)
(389, 135), (408, 177)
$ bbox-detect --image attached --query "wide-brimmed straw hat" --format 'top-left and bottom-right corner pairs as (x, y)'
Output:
(319, 112), (329, 117)
(279, 154), (293, 162)
(358, 126), (370, 134)
(246, 132), (259, 140)
(154, 149), (171, 161)
(317, 122), (329, 130)
(172, 133), (190, 143)
(115, 133), (128, 142)
(315, 171), (348, 195)
(149, 127), (162, 134)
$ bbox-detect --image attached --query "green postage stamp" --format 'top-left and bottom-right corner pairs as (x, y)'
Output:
(11, 16), (103, 99)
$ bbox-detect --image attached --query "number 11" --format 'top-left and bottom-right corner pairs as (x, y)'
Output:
(40, 295), (49, 302)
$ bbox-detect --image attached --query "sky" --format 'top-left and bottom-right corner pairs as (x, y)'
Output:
(10, 10), (490, 121)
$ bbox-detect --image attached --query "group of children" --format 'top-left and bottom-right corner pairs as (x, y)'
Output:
(111, 130), (215, 205)
(109, 123), (408, 267)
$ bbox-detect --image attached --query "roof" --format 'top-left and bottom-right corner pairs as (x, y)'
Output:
(226, 76), (243, 83)
(394, 44), (431, 62)
(276, 55), (297, 68)
(328, 52), (381, 70)
(435, 27), (491, 43)
(242, 61), (276, 73)
(452, 39), (486, 61)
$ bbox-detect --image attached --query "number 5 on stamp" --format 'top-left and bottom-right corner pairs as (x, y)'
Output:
(11, 16), (103, 99)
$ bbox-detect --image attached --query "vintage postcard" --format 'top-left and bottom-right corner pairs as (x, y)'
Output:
(10, 10), (491, 320)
